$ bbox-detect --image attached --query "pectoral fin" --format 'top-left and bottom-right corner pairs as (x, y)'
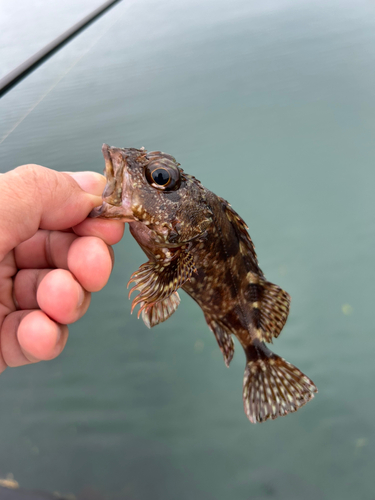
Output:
(128, 250), (196, 316)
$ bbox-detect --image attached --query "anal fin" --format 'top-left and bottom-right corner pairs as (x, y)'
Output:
(141, 292), (180, 328)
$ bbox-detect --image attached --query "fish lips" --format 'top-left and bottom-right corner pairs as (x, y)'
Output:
(89, 201), (134, 220)
(89, 144), (134, 221)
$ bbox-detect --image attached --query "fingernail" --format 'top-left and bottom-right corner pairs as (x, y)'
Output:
(66, 171), (106, 196)
(108, 245), (115, 271)
(56, 323), (64, 343)
(77, 286), (86, 308)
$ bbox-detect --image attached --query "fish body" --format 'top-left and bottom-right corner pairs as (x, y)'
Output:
(91, 144), (317, 423)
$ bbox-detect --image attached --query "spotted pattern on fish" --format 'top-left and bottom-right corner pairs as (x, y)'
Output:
(91, 144), (318, 424)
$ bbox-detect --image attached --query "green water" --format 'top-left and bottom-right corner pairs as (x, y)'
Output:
(1, 0), (375, 498)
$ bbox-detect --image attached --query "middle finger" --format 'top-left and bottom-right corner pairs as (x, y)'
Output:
(15, 230), (77, 269)
(13, 268), (91, 324)
(15, 220), (124, 270)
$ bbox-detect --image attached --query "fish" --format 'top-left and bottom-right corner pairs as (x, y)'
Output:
(91, 144), (318, 423)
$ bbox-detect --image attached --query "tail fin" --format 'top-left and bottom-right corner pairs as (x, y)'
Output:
(243, 341), (317, 423)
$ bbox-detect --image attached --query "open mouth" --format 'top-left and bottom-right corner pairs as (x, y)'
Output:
(89, 144), (134, 221)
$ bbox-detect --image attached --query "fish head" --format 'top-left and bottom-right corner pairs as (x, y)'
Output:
(91, 144), (213, 245)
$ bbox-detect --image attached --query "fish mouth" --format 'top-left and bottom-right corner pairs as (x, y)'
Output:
(89, 144), (134, 221)
(89, 201), (134, 220)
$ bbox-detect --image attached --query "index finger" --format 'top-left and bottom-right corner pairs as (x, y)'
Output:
(0, 166), (103, 261)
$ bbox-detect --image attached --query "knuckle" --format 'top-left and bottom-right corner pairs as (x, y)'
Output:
(13, 165), (62, 206)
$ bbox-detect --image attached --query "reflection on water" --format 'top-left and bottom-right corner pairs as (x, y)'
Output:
(1, 0), (375, 499)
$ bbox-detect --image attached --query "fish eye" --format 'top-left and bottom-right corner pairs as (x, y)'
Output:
(151, 168), (170, 186)
(145, 161), (181, 191)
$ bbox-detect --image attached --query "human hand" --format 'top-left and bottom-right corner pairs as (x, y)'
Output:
(0, 164), (124, 373)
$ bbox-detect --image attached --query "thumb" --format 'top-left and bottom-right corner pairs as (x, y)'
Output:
(0, 165), (105, 261)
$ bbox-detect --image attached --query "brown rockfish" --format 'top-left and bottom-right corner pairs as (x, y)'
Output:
(91, 144), (318, 423)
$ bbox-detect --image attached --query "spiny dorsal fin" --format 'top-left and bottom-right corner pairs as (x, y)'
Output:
(128, 250), (196, 316)
(219, 197), (261, 275)
(141, 292), (181, 328)
(246, 273), (291, 343)
(205, 316), (235, 367)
